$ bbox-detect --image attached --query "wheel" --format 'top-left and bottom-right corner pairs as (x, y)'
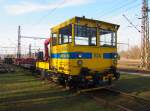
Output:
(108, 77), (112, 85)
(58, 75), (66, 86)
(67, 76), (79, 90)
(40, 70), (49, 80)
(114, 72), (120, 80)
(93, 73), (101, 87)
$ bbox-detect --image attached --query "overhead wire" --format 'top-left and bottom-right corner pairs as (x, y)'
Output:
(16, 0), (143, 55)
(33, 0), (66, 27)
(97, 0), (140, 19)
(19, 0), (67, 53)
(99, 0), (142, 33)
(93, 0), (123, 15)
(95, 0), (131, 16)
(93, 0), (142, 51)
(103, 2), (142, 20)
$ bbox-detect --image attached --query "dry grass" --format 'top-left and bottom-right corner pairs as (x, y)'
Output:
(118, 58), (140, 70)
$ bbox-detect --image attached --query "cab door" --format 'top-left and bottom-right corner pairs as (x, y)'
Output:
(51, 32), (59, 71)
(57, 25), (72, 74)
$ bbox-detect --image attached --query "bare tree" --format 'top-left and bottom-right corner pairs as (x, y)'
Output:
(119, 45), (141, 59)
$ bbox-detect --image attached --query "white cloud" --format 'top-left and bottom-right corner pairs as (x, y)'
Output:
(5, 0), (93, 15)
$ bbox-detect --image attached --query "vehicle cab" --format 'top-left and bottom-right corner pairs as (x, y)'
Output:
(50, 16), (119, 76)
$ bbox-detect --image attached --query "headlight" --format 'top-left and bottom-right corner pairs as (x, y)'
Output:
(77, 60), (83, 66)
(113, 53), (120, 59)
(114, 54), (117, 58)
(78, 54), (82, 58)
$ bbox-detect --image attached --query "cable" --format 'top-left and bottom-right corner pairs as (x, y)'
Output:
(95, 0), (131, 16)
(33, 0), (66, 26)
(123, 14), (141, 33)
(100, 2), (141, 22)
(94, 0), (123, 15)
(97, 0), (139, 19)
(110, 2), (141, 19)
(104, 0), (139, 16)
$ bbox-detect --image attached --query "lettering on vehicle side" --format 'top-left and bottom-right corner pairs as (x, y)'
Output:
(93, 53), (101, 58)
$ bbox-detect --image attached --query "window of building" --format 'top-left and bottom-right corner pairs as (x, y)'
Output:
(75, 25), (97, 46)
(99, 29), (116, 47)
(59, 25), (72, 44)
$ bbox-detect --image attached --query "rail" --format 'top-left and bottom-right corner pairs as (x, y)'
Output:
(88, 88), (150, 111)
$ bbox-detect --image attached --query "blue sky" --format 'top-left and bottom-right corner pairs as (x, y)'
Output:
(0, 0), (145, 54)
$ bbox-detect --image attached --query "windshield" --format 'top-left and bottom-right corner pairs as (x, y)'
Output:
(75, 25), (97, 46)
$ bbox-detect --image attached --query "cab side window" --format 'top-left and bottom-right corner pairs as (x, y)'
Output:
(59, 25), (72, 44)
(52, 33), (57, 46)
(99, 29), (116, 47)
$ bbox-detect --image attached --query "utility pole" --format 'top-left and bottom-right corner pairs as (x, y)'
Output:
(29, 44), (31, 58)
(141, 0), (150, 70)
(17, 25), (21, 59)
(17, 26), (48, 59)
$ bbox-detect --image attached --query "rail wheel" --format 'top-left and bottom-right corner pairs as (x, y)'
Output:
(114, 72), (120, 80)
(58, 74), (66, 86)
(108, 77), (112, 85)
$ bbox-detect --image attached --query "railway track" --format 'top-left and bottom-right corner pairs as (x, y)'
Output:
(36, 77), (150, 111)
(87, 88), (150, 111)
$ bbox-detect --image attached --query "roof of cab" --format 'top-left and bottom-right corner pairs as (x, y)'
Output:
(51, 16), (120, 32)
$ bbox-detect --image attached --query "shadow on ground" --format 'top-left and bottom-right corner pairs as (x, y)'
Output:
(114, 74), (150, 97)
(0, 69), (113, 111)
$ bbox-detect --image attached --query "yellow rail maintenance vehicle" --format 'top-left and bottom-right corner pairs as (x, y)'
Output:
(36, 16), (120, 89)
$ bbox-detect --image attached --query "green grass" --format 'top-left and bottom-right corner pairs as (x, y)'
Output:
(0, 67), (149, 111)
(0, 68), (116, 111)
